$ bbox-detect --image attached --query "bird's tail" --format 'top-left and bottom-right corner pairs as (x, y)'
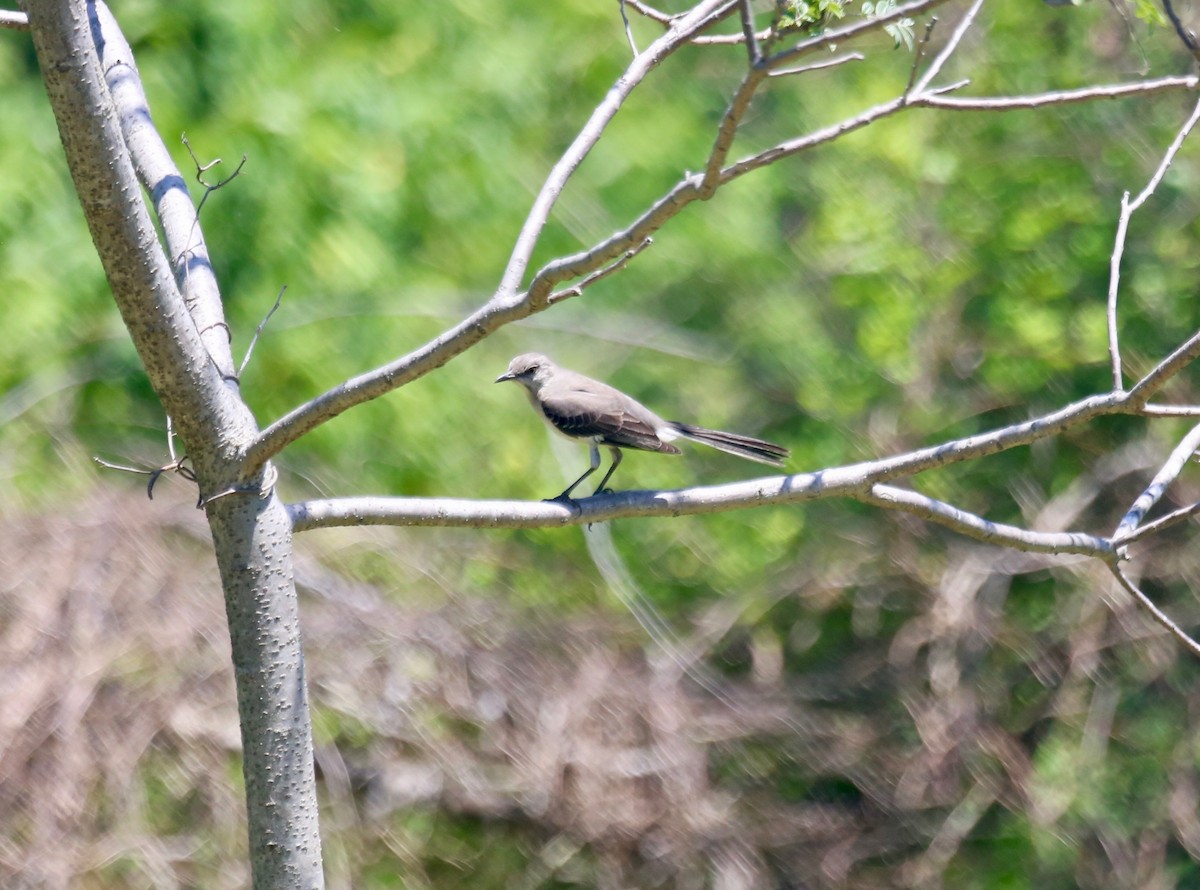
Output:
(668, 422), (789, 467)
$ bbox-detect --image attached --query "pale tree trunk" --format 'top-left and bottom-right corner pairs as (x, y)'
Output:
(20, 1), (325, 886)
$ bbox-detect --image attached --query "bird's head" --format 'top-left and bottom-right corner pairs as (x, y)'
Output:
(495, 353), (556, 391)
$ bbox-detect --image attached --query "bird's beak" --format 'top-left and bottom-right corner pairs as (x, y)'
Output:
(495, 371), (514, 383)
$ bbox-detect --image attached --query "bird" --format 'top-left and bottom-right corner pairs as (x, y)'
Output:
(495, 352), (789, 500)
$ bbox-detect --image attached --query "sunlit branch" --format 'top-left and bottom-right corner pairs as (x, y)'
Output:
(859, 483), (1115, 558)
(1112, 498), (1200, 547)
(546, 238), (654, 305)
(1110, 564), (1200, 657)
(1113, 421), (1200, 540)
(917, 75), (1200, 109)
(93, 1), (237, 380)
(0, 8), (27, 29)
(911, 0), (983, 95)
(290, 390), (1139, 533)
(769, 52), (864, 78)
(1128, 327), (1200, 406)
(496, 0), (736, 301)
(1107, 96), (1200, 389)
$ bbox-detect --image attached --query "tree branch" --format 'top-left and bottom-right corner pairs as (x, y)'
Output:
(1107, 96), (1200, 389)
(858, 483), (1115, 558)
(244, 6), (1200, 482)
(288, 389), (1139, 534)
(496, 0), (736, 301)
(0, 8), (27, 28)
(1113, 421), (1200, 540)
(1110, 563), (1200, 657)
(92, 1), (237, 381)
(22, 0), (244, 463)
(916, 75), (1200, 109)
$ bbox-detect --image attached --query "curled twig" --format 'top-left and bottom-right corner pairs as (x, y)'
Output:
(182, 132), (249, 216)
(94, 454), (196, 500)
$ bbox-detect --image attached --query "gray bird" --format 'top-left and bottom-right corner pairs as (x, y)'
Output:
(496, 352), (789, 500)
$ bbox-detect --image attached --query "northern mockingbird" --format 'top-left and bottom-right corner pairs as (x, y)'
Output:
(496, 352), (789, 499)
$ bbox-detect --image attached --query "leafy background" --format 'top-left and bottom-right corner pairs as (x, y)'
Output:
(3, 0), (1200, 886)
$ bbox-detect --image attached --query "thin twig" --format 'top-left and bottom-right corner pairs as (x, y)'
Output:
(768, 52), (864, 78)
(918, 75), (1199, 109)
(737, 0), (762, 66)
(1108, 96), (1200, 388)
(700, 68), (768, 197)
(1110, 564), (1200, 657)
(182, 133), (249, 216)
(1163, 0), (1200, 58)
(905, 17), (939, 96)
(619, 0), (639, 55)
(1108, 190), (1133, 388)
(94, 454), (196, 500)
(912, 0), (983, 95)
(239, 286), (287, 378)
(1113, 421), (1200, 539)
(546, 239), (653, 305)
(624, 0), (673, 25)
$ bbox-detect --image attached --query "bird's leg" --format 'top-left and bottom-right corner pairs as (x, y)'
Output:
(594, 446), (623, 494)
(553, 441), (602, 501)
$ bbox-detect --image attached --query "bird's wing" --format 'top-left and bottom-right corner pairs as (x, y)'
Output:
(539, 382), (681, 454)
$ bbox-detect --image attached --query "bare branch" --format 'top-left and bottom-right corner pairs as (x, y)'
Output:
(1113, 421), (1200, 539)
(246, 6), (1198, 478)
(917, 75), (1200, 110)
(768, 52), (864, 78)
(619, 0), (639, 55)
(700, 68), (768, 197)
(1108, 189), (1134, 389)
(1110, 564), (1200, 657)
(290, 389), (1137, 533)
(912, 0), (983, 95)
(737, 0), (762, 66)
(1108, 96), (1200, 389)
(93, 2), (238, 382)
(1113, 498), (1200, 547)
(1142, 404), (1200, 417)
(904, 17), (939, 96)
(497, 0), (736, 301)
(859, 483), (1115, 558)
(1163, 0), (1200, 60)
(0, 8), (27, 29)
(1128, 327), (1200, 406)
(624, 0), (674, 25)
(24, 0), (237, 459)
(546, 238), (653, 305)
